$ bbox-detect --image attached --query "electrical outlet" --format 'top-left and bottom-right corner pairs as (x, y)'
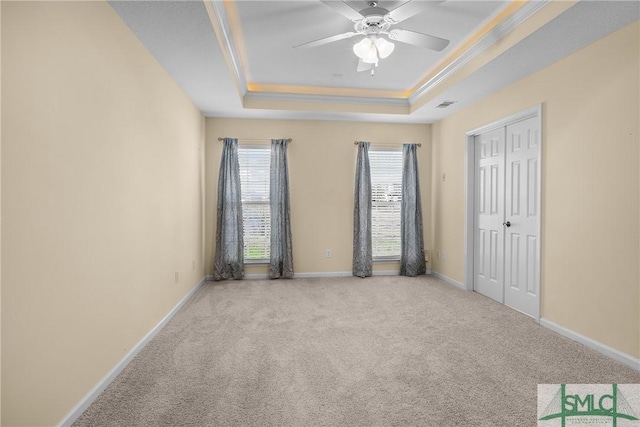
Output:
(442, 173), (447, 182)
(326, 249), (332, 258)
(175, 271), (179, 283)
(192, 260), (195, 271)
(436, 250), (441, 260)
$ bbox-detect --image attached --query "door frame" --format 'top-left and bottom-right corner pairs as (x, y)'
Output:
(463, 104), (543, 321)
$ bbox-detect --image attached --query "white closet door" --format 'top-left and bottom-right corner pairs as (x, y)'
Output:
(474, 128), (505, 303)
(504, 116), (540, 318)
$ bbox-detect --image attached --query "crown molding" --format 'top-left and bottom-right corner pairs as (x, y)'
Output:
(247, 83), (409, 100)
(243, 92), (410, 115)
(244, 91), (410, 107)
(409, 0), (550, 105)
(205, 0), (552, 114)
(204, 0), (247, 98)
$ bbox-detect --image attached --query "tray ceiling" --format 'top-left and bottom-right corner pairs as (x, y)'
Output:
(233, 1), (506, 92)
(109, 1), (640, 123)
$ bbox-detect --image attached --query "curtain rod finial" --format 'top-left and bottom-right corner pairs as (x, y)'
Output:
(353, 141), (422, 147)
(217, 137), (292, 143)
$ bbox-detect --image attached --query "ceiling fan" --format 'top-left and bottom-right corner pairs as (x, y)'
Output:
(294, 0), (450, 74)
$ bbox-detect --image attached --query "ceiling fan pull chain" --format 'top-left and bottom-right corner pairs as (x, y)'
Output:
(296, 0), (450, 75)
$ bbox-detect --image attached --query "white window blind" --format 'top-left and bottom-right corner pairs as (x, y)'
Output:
(369, 149), (403, 259)
(238, 147), (270, 260)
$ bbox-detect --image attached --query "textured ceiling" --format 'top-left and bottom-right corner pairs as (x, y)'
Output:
(109, 1), (640, 123)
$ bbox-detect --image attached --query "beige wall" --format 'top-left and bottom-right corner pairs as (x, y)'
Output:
(2, 2), (637, 425)
(0, 2), (3, 423)
(205, 118), (431, 276)
(1, 2), (205, 425)
(431, 21), (640, 358)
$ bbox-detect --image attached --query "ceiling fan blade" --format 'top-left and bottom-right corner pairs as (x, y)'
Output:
(293, 32), (358, 49)
(320, 1), (363, 22)
(388, 29), (449, 51)
(384, 0), (430, 24)
(357, 58), (374, 72)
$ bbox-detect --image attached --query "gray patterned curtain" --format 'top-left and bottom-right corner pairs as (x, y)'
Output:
(353, 141), (372, 278)
(400, 144), (426, 277)
(269, 139), (294, 279)
(213, 138), (244, 281)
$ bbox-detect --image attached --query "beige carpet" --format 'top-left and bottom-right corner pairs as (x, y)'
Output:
(73, 275), (640, 426)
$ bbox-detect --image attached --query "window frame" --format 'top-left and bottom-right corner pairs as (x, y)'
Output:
(369, 147), (403, 261)
(237, 145), (271, 263)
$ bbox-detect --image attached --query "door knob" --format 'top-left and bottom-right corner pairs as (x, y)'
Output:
(503, 221), (511, 227)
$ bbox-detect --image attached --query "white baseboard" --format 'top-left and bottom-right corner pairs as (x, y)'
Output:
(540, 318), (640, 372)
(296, 270), (400, 278)
(58, 276), (207, 426)
(373, 270), (400, 276)
(295, 270), (401, 278)
(430, 270), (467, 290)
(207, 272), (354, 280)
(294, 271), (352, 278)
(204, 274), (272, 280)
(245, 273), (270, 279)
(207, 270), (412, 280)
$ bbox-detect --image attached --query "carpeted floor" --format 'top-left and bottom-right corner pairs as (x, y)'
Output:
(73, 275), (640, 426)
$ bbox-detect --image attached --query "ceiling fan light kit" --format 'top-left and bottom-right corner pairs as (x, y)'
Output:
(374, 36), (394, 58)
(295, 0), (450, 75)
(353, 37), (384, 64)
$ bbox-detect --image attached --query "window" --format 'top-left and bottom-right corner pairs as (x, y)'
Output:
(238, 147), (270, 261)
(369, 149), (403, 259)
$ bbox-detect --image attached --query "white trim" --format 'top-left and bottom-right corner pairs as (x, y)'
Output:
(205, 274), (273, 280)
(58, 277), (207, 426)
(463, 133), (475, 292)
(244, 91), (410, 108)
(210, 268), (435, 280)
(409, 1), (550, 104)
(207, 271), (413, 280)
(466, 104), (541, 136)
(204, 0), (247, 98)
(244, 259), (269, 265)
(464, 104), (543, 320)
(294, 271), (352, 278)
(372, 270), (400, 276)
(430, 271), (466, 291)
(294, 270), (401, 278)
(246, 270), (402, 279)
(540, 318), (640, 372)
(245, 273), (270, 280)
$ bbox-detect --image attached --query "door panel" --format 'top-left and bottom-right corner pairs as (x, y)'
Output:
(474, 128), (505, 303)
(504, 117), (540, 318)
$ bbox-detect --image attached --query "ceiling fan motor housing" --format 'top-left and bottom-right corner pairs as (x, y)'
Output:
(354, 6), (391, 35)
(292, 1), (450, 57)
